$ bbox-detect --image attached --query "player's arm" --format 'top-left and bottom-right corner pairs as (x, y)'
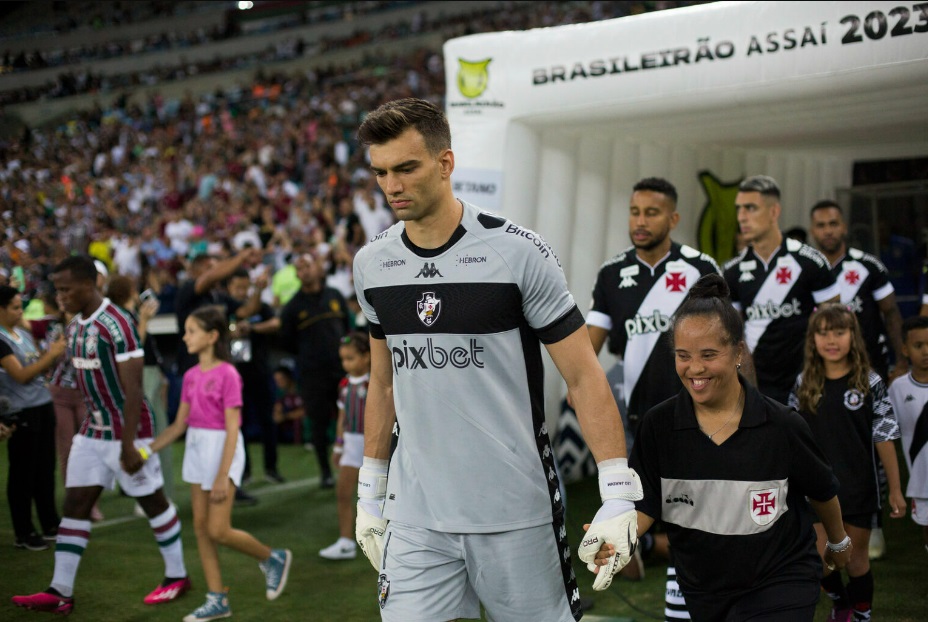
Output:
(117, 355), (146, 474)
(878, 294), (908, 381)
(808, 495), (852, 571)
(149, 402), (190, 454)
(586, 325), (608, 357)
(363, 335), (395, 460)
(0, 335), (66, 384)
(547, 326), (641, 591)
(356, 333), (394, 570)
(211, 406), (241, 504)
(875, 440), (906, 518)
(547, 326), (626, 460)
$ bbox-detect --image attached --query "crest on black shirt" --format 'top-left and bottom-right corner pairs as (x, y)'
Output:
(417, 292), (441, 327)
(750, 487), (779, 526)
(844, 389), (864, 410)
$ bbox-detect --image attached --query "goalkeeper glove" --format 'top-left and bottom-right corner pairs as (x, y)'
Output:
(577, 458), (642, 591)
(356, 457), (389, 571)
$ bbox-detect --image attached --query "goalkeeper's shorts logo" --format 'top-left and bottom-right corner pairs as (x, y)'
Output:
(378, 573), (390, 609)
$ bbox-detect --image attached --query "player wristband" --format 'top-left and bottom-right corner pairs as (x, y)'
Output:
(826, 535), (851, 553)
(332, 446), (344, 454)
(597, 459), (643, 502)
(358, 457), (388, 501)
(137, 446), (151, 461)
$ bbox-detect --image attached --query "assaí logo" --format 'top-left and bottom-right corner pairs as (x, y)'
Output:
(457, 58), (491, 98)
(391, 338), (485, 373)
(450, 57), (505, 111)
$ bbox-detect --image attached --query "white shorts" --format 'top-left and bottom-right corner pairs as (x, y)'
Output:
(912, 498), (928, 526)
(378, 521), (578, 622)
(182, 427), (246, 491)
(66, 434), (164, 497)
(339, 432), (364, 469)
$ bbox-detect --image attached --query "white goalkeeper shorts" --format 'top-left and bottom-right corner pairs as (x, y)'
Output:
(377, 520), (578, 622)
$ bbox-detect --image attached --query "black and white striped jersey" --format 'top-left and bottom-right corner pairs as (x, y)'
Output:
(353, 200), (582, 533)
(829, 248), (895, 378)
(587, 242), (719, 422)
(887, 373), (928, 499)
(723, 239), (838, 404)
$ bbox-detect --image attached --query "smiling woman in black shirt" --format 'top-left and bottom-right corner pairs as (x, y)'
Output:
(617, 274), (852, 621)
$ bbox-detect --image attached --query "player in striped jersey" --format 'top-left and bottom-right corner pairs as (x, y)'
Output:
(13, 256), (190, 615)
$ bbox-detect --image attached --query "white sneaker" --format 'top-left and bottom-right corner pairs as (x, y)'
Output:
(319, 539), (356, 560)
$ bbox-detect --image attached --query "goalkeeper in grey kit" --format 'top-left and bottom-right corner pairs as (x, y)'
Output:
(351, 97), (640, 621)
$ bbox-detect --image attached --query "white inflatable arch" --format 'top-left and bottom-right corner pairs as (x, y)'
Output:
(442, 0), (928, 423)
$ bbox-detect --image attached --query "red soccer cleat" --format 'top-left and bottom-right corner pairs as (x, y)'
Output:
(11, 591), (74, 615)
(143, 577), (192, 605)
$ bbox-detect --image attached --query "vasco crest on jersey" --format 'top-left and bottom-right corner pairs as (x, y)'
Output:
(416, 292), (441, 327)
(749, 487), (779, 526)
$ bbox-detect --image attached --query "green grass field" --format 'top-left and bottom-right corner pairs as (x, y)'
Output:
(1, 441), (926, 621)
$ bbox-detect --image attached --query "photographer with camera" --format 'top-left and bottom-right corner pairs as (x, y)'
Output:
(0, 285), (67, 551)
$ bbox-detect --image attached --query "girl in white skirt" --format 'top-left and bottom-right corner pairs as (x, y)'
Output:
(148, 306), (291, 621)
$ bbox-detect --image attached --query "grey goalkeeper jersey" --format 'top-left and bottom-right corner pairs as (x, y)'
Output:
(353, 200), (584, 533)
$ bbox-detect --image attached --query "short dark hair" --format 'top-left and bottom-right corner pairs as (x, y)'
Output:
(672, 273), (744, 347)
(810, 199), (843, 218)
(340, 330), (370, 355)
(739, 175), (781, 200)
(357, 98), (451, 155)
(0, 285), (19, 307)
(902, 315), (928, 340)
(633, 177), (678, 205)
(51, 255), (98, 282)
(784, 226), (807, 244)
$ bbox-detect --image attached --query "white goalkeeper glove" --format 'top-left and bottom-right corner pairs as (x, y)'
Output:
(356, 457), (389, 571)
(577, 458), (642, 591)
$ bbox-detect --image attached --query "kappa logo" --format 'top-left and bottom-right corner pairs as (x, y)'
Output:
(750, 488), (779, 525)
(457, 58), (491, 99)
(416, 292), (441, 326)
(619, 265), (638, 288)
(415, 262), (443, 279)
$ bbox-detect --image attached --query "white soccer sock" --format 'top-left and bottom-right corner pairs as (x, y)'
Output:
(337, 537), (355, 547)
(51, 518), (91, 598)
(149, 504), (186, 578)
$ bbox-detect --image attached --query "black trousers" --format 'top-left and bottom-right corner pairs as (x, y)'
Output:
(7, 401), (59, 539)
(300, 368), (341, 481)
(238, 364), (277, 475)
